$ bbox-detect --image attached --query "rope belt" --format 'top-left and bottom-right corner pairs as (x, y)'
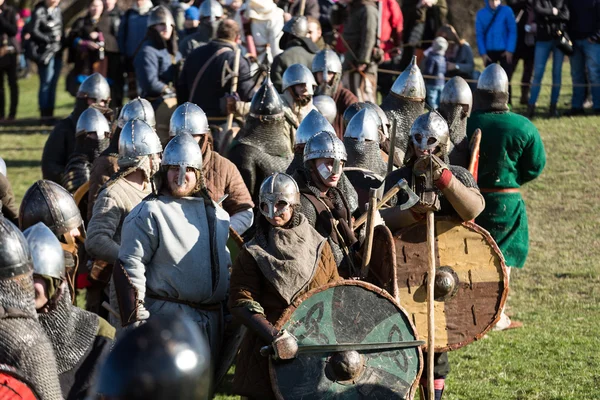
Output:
(480, 188), (521, 193)
(147, 293), (221, 311)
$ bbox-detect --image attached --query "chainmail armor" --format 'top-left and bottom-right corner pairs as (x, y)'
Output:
(343, 138), (387, 177)
(37, 289), (99, 375)
(473, 90), (510, 113)
(380, 95), (425, 165)
(438, 104), (470, 168)
(0, 275), (63, 400)
(62, 153), (92, 193)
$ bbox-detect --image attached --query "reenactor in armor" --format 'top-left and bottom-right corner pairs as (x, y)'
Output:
(169, 102), (254, 235)
(271, 16), (320, 92)
(42, 73), (111, 184)
(380, 56), (427, 165)
(312, 95), (337, 125)
(19, 180), (87, 293)
(179, 0), (224, 58)
(312, 49), (357, 138)
(438, 76), (473, 168)
(0, 218), (63, 400)
(229, 173), (341, 399)
(87, 97), (157, 219)
(228, 76), (293, 203)
(94, 314), (212, 399)
(293, 130), (360, 276)
(381, 112), (485, 398)
(115, 133), (230, 365)
(86, 119), (162, 324)
(467, 63), (546, 331)
(24, 223), (115, 400)
(0, 156), (18, 224)
(281, 63), (318, 127)
(62, 108), (111, 198)
(343, 108), (387, 177)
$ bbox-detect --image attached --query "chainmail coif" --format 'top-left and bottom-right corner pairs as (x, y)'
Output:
(344, 138), (387, 177)
(0, 274), (63, 400)
(37, 288), (99, 375)
(380, 95), (425, 165)
(438, 103), (470, 168)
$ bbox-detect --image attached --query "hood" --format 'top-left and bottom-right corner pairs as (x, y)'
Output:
(247, 0), (283, 20)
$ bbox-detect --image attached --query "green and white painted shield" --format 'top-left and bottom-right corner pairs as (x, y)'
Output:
(270, 281), (422, 400)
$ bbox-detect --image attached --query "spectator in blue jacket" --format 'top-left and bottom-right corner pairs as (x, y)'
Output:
(475, 0), (517, 101)
(117, 0), (153, 99)
(424, 36), (448, 109)
(566, 0), (600, 115)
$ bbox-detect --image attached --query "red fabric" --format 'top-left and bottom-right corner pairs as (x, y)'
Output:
(435, 169), (453, 190)
(77, 272), (91, 289)
(0, 372), (38, 400)
(379, 0), (403, 61)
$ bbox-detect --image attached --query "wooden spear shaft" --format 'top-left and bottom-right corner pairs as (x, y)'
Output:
(426, 210), (435, 400)
(360, 188), (378, 278)
(226, 49), (242, 132)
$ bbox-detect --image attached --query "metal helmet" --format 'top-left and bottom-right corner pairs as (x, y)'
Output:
(95, 313), (211, 400)
(0, 156), (6, 177)
(23, 223), (65, 281)
(295, 109), (335, 146)
(410, 112), (450, 154)
(477, 63), (509, 94)
(390, 56), (426, 100)
(312, 95), (337, 125)
(0, 218), (33, 280)
(303, 130), (347, 175)
(162, 133), (203, 186)
(77, 72), (111, 103)
(118, 97), (156, 129)
(258, 173), (300, 219)
(249, 75), (285, 120)
(19, 180), (83, 239)
(312, 49), (343, 75)
(147, 5), (175, 28)
(282, 64), (317, 94)
(282, 16), (308, 38)
(441, 77), (473, 116)
(169, 103), (209, 137)
(119, 119), (162, 161)
(344, 108), (380, 142)
(342, 103), (367, 127)
(76, 107), (111, 140)
(198, 0), (223, 21)
(364, 101), (390, 135)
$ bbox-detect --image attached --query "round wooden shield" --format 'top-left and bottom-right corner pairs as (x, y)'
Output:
(270, 281), (422, 400)
(393, 217), (508, 352)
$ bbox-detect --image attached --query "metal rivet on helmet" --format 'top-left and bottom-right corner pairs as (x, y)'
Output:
(119, 119), (162, 161)
(303, 130), (347, 164)
(295, 109), (335, 146)
(312, 95), (337, 125)
(76, 108), (111, 140)
(259, 173), (300, 219)
(249, 75), (285, 120)
(477, 63), (509, 94)
(23, 223), (65, 281)
(77, 72), (111, 103)
(390, 56), (426, 100)
(282, 16), (308, 38)
(282, 64), (317, 94)
(169, 103), (209, 137)
(410, 112), (450, 154)
(147, 5), (175, 29)
(199, 0), (223, 22)
(118, 97), (156, 129)
(344, 108), (380, 142)
(0, 218), (33, 279)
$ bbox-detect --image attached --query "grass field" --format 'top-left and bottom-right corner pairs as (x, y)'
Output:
(1, 60), (599, 399)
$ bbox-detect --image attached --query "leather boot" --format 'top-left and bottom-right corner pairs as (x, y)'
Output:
(526, 104), (535, 119)
(548, 103), (559, 118)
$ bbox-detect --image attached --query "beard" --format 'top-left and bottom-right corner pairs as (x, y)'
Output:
(168, 181), (196, 198)
(296, 94), (313, 107)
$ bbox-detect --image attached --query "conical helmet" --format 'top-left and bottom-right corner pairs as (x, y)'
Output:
(477, 63), (509, 94)
(410, 112), (449, 154)
(118, 97), (156, 128)
(169, 103), (209, 137)
(312, 95), (337, 125)
(76, 107), (111, 140)
(249, 75), (285, 121)
(77, 72), (111, 103)
(344, 108), (380, 142)
(295, 109), (335, 145)
(312, 49), (342, 75)
(440, 76), (473, 116)
(0, 218), (32, 280)
(162, 133), (203, 186)
(119, 119), (162, 161)
(390, 56), (426, 100)
(23, 222), (65, 281)
(258, 173), (300, 219)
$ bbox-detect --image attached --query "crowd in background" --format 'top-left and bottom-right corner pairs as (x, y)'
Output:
(0, 0), (596, 120)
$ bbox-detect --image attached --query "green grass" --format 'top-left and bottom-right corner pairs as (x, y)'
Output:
(1, 60), (599, 399)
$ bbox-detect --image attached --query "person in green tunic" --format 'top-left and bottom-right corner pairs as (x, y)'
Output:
(467, 63), (546, 330)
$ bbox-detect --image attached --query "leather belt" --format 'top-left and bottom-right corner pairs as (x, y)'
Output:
(147, 293), (221, 311)
(480, 188), (520, 193)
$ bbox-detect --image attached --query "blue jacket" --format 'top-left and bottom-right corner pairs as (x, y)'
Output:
(117, 9), (149, 59)
(424, 53), (446, 87)
(475, 0), (517, 55)
(134, 39), (182, 98)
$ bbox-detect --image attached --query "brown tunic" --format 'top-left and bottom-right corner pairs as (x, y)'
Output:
(229, 241), (340, 399)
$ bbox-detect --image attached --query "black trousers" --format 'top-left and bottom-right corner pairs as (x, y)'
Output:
(106, 51), (124, 109)
(0, 53), (18, 118)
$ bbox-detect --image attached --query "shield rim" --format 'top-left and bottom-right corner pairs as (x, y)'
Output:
(269, 280), (423, 400)
(393, 217), (509, 352)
